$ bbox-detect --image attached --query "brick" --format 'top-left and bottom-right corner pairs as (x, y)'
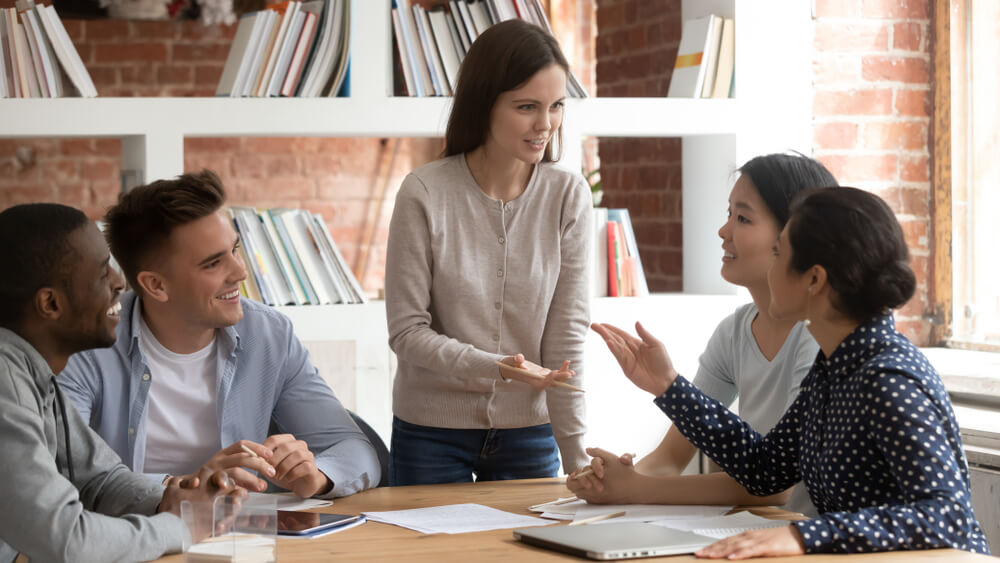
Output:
(172, 43), (232, 63)
(40, 159), (80, 184)
(814, 21), (889, 53)
(94, 139), (123, 156)
(243, 177), (315, 201)
(815, 0), (862, 17)
(185, 138), (242, 153)
(195, 65), (225, 85)
(861, 56), (929, 84)
(90, 180), (121, 205)
(59, 139), (96, 156)
(814, 88), (893, 116)
(63, 20), (85, 43)
(130, 21), (180, 41)
(623, 2), (638, 25)
(245, 138), (299, 154)
(814, 122), (859, 150)
(597, 4), (624, 30)
(0, 185), (57, 207)
(229, 153), (267, 178)
(896, 291), (929, 320)
(95, 43), (168, 64)
(900, 219), (929, 250)
(819, 154), (898, 182)
(81, 160), (118, 182)
(895, 319), (931, 346)
(876, 186), (930, 217)
(895, 89), (930, 116)
(892, 22), (923, 51)
(861, 0), (930, 20)
(87, 66), (119, 89)
(264, 155), (301, 177)
(861, 120), (927, 150)
(900, 154), (929, 182)
(85, 19), (132, 42)
(56, 184), (91, 207)
(157, 65), (194, 85)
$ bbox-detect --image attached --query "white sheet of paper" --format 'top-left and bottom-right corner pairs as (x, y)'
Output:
(539, 512), (576, 521)
(651, 511), (790, 539)
(363, 503), (553, 534)
(531, 499), (587, 515)
(573, 504), (733, 525)
(247, 492), (332, 512)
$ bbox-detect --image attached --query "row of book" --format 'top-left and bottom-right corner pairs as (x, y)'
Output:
(667, 14), (735, 99)
(230, 207), (366, 306)
(391, 0), (587, 98)
(216, 0), (349, 98)
(1, 0), (96, 98)
(592, 208), (649, 298)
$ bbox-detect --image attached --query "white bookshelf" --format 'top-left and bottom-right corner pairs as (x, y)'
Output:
(0, 0), (813, 445)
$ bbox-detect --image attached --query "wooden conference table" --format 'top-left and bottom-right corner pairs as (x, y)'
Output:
(156, 478), (995, 562)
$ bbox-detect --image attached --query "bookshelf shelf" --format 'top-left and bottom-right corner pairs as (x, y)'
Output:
(0, 0), (812, 444)
(0, 97), (738, 138)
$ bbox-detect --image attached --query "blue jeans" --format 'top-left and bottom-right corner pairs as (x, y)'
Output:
(389, 416), (561, 486)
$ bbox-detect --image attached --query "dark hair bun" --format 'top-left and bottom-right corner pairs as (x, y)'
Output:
(787, 187), (916, 321)
(863, 259), (916, 315)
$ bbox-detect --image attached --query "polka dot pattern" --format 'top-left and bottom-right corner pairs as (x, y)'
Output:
(655, 315), (990, 555)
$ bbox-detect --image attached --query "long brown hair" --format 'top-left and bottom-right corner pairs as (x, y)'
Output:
(444, 19), (570, 162)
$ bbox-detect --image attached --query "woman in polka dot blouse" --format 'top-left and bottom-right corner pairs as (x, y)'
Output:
(593, 187), (990, 558)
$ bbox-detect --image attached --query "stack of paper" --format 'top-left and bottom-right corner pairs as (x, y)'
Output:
(363, 503), (551, 534)
(570, 504), (733, 526)
(651, 511), (790, 539)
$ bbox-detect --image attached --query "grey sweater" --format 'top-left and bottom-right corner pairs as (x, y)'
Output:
(386, 155), (591, 472)
(0, 328), (187, 563)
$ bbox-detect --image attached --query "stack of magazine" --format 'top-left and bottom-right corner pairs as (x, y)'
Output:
(216, 0), (349, 97)
(1, 0), (97, 98)
(391, 0), (586, 98)
(229, 207), (366, 306)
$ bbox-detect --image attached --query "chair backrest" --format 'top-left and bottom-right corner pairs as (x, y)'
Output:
(348, 410), (389, 488)
(268, 412), (389, 488)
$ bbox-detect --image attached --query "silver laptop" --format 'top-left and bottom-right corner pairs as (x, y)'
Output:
(513, 522), (715, 560)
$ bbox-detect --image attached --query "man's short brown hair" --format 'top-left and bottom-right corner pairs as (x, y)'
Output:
(104, 169), (226, 291)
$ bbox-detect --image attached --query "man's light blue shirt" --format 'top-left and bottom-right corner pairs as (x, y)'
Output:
(60, 292), (380, 498)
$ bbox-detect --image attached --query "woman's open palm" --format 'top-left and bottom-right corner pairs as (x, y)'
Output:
(590, 322), (677, 396)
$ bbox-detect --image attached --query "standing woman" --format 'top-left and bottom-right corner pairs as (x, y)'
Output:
(593, 187), (989, 557)
(385, 20), (591, 486)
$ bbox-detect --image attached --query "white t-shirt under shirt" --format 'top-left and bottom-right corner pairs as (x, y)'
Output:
(139, 317), (221, 475)
(692, 302), (820, 516)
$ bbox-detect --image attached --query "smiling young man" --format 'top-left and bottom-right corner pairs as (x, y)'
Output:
(60, 170), (380, 499)
(0, 203), (244, 562)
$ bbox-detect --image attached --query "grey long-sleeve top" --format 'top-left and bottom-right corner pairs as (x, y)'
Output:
(0, 328), (187, 563)
(385, 155), (592, 472)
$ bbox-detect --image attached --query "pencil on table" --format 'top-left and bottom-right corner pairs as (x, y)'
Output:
(571, 453), (636, 480)
(568, 511), (627, 526)
(493, 360), (584, 392)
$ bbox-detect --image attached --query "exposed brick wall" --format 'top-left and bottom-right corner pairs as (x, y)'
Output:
(594, 0), (683, 291)
(812, 0), (933, 344)
(0, 18), (440, 294)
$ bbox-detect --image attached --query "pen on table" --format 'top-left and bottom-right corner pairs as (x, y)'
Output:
(568, 511), (627, 526)
(492, 360), (585, 392)
(572, 453), (637, 480)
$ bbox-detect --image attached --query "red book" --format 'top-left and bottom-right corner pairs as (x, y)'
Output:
(607, 220), (619, 297)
